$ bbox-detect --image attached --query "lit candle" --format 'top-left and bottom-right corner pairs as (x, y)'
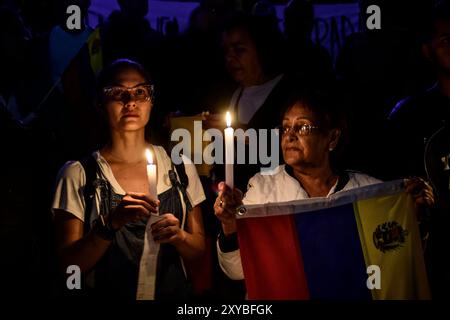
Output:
(224, 111), (234, 189)
(145, 148), (157, 200)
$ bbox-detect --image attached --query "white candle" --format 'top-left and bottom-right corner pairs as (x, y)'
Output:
(224, 111), (234, 189)
(145, 148), (157, 200)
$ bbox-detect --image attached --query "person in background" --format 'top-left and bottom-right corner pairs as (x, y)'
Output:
(283, 0), (335, 85)
(211, 14), (296, 191)
(101, 0), (161, 67)
(336, 0), (431, 178)
(387, 0), (450, 299)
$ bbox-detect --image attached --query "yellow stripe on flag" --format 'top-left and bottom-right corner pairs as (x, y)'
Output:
(87, 28), (103, 75)
(354, 191), (430, 299)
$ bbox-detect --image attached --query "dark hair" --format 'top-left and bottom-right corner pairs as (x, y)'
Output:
(280, 85), (348, 170)
(223, 14), (285, 77)
(421, 0), (450, 42)
(281, 86), (345, 129)
(95, 58), (152, 105)
(284, 0), (315, 38)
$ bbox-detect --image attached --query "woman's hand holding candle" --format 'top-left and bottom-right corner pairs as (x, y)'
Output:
(213, 182), (243, 236)
(108, 193), (160, 230)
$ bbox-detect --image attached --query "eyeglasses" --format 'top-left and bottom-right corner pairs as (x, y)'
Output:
(277, 123), (320, 136)
(103, 84), (154, 103)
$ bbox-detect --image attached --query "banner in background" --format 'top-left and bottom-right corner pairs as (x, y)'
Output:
(88, 1), (360, 62)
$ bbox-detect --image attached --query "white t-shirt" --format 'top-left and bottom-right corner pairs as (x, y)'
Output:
(231, 74), (284, 125)
(51, 146), (206, 223)
(217, 165), (382, 280)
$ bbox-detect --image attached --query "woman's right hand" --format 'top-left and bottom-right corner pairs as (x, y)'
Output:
(214, 182), (244, 236)
(108, 192), (159, 230)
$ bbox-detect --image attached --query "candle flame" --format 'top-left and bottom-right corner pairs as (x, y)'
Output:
(226, 111), (232, 127)
(145, 148), (153, 164)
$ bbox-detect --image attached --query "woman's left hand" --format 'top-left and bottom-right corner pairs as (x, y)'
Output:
(151, 213), (186, 245)
(405, 177), (435, 208)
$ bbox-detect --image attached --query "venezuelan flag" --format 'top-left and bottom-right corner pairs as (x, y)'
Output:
(236, 180), (430, 300)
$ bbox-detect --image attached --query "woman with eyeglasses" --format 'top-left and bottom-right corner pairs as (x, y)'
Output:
(52, 59), (206, 299)
(214, 86), (435, 281)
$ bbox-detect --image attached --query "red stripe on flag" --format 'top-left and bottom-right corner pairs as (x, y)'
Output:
(237, 214), (310, 300)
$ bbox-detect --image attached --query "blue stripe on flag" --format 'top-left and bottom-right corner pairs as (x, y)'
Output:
(294, 203), (372, 299)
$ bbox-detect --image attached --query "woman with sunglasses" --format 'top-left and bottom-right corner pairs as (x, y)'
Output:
(214, 86), (435, 281)
(52, 59), (206, 299)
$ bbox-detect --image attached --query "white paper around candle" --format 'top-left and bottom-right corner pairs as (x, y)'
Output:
(224, 111), (234, 189)
(137, 148), (161, 300)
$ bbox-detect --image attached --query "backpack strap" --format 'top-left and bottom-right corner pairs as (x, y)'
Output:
(174, 162), (189, 190)
(79, 154), (98, 234)
(169, 162), (193, 212)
